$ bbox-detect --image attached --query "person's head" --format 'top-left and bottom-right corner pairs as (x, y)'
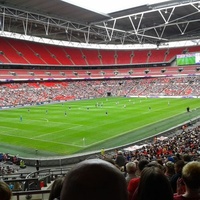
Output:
(182, 161), (200, 190)
(126, 162), (137, 174)
(156, 159), (163, 166)
(137, 166), (173, 200)
(182, 154), (191, 163)
(60, 158), (128, 200)
(147, 161), (163, 170)
(174, 160), (185, 173)
(49, 177), (64, 200)
(138, 159), (149, 172)
(0, 181), (12, 200)
(117, 150), (123, 155)
(165, 161), (175, 175)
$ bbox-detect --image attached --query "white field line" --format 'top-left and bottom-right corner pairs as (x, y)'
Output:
(32, 124), (83, 139)
(0, 130), (84, 148)
(82, 110), (192, 147)
(0, 104), (195, 148)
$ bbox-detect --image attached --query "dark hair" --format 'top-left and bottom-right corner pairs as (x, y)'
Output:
(165, 161), (175, 176)
(49, 177), (64, 200)
(174, 160), (185, 172)
(0, 181), (12, 200)
(137, 166), (173, 200)
(182, 154), (191, 163)
(138, 159), (149, 171)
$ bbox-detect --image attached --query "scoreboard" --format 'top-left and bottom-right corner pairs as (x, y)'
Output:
(176, 53), (200, 66)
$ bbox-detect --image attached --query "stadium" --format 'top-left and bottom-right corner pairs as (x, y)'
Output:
(0, 0), (200, 199)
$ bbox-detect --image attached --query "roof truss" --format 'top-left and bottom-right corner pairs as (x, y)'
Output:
(1, 1), (200, 45)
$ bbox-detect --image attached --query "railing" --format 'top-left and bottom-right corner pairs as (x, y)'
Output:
(1, 167), (70, 200)
(12, 189), (51, 200)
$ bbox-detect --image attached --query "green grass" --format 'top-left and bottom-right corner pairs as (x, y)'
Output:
(0, 97), (199, 158)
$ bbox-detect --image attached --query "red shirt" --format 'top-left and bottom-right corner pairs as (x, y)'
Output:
(127, 177), (140, 200)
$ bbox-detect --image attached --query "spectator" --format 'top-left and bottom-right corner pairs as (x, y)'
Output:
(49, 177), (64, 200)
(174, 161), (200, 200)
(125, 162), (137, 185)
(115, 151), (126, 170)
(132, 166), (173, 200)
(170, 160), (185, 193)
(8, 182), (14, 190)
(128, 159), (149, 200)
(13, 182), (22, 191)
(60, 158), (128, 200)
(147, 160), (163, 170)
(182, 154), (191, 164)
(101, 148), (105, 158)
(35, 160), (40, 171)
(19, 160), (26, 169)
(164, 161), (175, 180)
(0, 181), (12, 200)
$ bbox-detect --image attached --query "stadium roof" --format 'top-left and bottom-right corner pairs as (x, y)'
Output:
(0, 0), (200, 48)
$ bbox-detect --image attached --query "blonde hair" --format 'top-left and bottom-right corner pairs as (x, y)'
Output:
(126, 162), (137, 174)
(182, 161), (200, 189)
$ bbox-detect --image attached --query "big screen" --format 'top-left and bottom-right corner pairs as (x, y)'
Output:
(176, 52), (200, 66)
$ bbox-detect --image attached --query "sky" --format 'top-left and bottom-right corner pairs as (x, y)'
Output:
(63, 0), (171, 13)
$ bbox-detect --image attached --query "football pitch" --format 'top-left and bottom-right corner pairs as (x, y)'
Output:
(0, 97), (199, 158)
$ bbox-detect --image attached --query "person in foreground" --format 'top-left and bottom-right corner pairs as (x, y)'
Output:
(60, 158), (128, 200)
(0, 181), (12, 200)
(174, 161), (200, 200)
(132, 166), (174, 200)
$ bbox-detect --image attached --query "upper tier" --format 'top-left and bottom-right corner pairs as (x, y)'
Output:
(1, 37), (200, 66)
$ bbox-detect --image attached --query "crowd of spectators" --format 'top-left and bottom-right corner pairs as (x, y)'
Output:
(0, 154), (20, 176)
(109, 123), (200, 167)
(97, 122), (199, 199)
(0, 165), (16, 176)
(92, 128), (198, 200)
(0, 76), (200, 107)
